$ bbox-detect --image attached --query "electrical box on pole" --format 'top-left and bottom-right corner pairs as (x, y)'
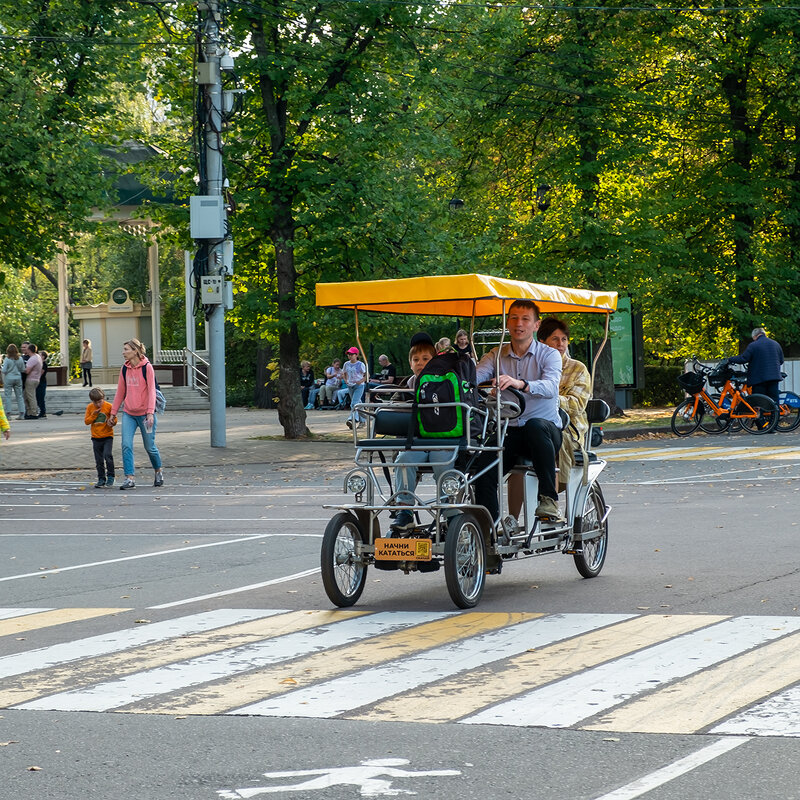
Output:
(192, 0), (236, 447)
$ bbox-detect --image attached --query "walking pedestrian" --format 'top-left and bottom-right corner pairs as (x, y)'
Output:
(0, 394), (10, 450)
(85, 388), (116, 488)
(109, 338), (163, 490)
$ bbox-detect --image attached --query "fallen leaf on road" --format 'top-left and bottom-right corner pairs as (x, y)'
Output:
(134, 619), (151, 624)
(280, 678), (297, 685)
(27, 766), (42, 771)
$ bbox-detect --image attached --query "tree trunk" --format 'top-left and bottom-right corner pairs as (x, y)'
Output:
(273, 206), (309, 439)
(721, 69), (756, 351)
(254, 343), (274, 408)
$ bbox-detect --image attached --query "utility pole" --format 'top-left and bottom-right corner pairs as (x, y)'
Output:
(192, 0), (233, 447)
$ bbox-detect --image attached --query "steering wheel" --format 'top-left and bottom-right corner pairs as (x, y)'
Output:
(478, 383), (527, 420)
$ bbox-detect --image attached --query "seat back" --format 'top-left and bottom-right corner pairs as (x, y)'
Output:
(586, 398), (610, 425)
(373, 409), (413, 437)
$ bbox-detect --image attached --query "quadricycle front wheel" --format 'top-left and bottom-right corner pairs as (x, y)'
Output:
(321, 512), (368, 607)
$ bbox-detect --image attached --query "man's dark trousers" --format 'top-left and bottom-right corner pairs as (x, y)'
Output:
(473, 417), (562, 520)
(750, 380), (780, 404)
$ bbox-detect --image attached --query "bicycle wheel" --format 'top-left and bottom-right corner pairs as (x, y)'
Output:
(320, 512), (368, 607)
(698, 397), (730, 434)
(573, 483), (608, 579)
(777, 392), (800, 432)
(738, 394), (779, 435)
(670, 398), (702, 436)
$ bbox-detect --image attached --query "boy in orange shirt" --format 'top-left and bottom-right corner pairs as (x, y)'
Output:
(85, 388), (116, 488)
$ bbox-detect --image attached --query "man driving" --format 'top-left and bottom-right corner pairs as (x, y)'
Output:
(473, 299), (563, 521)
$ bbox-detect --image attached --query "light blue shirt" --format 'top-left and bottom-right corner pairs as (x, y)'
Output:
(476, 339), (562, 428)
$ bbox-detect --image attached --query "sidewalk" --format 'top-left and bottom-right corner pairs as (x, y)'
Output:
(0, 408), (355, 475)
(0, 407), (672, 477)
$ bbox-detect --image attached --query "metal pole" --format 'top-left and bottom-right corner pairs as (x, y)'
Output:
(200, 0), (227, 446)
(147, 232), (161, 362)
(56, 244), (70, 369)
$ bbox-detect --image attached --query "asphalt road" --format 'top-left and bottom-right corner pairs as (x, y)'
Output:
(2, 431), (800, 800)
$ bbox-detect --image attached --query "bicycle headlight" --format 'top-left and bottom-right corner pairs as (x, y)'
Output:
(439, 470), (465, 500)
(346, 473), (368, 495)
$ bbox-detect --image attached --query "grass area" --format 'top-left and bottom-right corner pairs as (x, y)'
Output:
(602, 408), (673, 429)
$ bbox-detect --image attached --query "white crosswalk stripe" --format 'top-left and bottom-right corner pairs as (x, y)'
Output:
(2, 607), (800, 737)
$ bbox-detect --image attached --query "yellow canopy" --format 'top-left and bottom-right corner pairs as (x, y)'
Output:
(316, 273), (617, 316)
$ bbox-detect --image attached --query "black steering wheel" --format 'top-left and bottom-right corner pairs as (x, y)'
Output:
(478, 383), (527, 420)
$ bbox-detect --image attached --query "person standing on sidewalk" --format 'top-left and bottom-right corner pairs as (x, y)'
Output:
(36, 350), (49, 418)
(342, 347), (367, 429)
(726, 327), (784, 404)
(81, 339), (93, 387)
(109, 338), (163, 490)
(21, 342), (42, 419)
(85, 388), (116, 488)
(2, 344), (26, 420)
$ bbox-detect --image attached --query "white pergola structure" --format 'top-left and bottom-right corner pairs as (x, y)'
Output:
(55, 210), (161, 370)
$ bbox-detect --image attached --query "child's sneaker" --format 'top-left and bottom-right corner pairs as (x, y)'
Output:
(105, 477), (115, 487)
(94, 479), (106, 489)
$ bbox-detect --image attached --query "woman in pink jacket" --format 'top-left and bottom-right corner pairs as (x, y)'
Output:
(110, 338), (163, 490)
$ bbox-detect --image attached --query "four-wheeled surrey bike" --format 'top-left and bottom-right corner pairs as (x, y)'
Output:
(315, 274), (617, 609)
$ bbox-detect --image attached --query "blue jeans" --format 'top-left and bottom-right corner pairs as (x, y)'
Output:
(346, 384), (366, 422)
(395, 449), (456, 504)
(121, 412), (162, 476)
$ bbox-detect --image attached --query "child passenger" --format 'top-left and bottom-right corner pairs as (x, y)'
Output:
(390, 339), (457, 533)
(85, 388), (116, 488)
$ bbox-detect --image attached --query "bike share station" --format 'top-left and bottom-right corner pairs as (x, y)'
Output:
(315, 274), (616, 609)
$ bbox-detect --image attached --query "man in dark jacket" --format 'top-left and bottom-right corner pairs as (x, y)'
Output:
(727, 328), (784, 403)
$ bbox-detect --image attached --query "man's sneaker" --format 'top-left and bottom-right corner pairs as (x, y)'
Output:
(154, 471), (164, 487)
(94, 480), (106, 489)
(390, 510), (415, 533)
(106, 477), (115, 487)
(119, 478), (136, 490)
(535, 496), (563, 521)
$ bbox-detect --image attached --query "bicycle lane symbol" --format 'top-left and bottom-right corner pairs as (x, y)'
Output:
(217, 757), (462, 798)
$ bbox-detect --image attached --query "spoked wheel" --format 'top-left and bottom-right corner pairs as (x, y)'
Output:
(671, 398), (702, 436)
(444, 513), (485, 609)
(320, 512), (368, 607)
(573, 484), (608, 578)
(777, 392), (800, 432)
(738, 394), (779, 435)
(698, 396), (730, 434)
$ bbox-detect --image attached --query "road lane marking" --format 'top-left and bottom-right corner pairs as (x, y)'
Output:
(133, 612), (537, 715)
(0, 609), (282, 681)
(0, 518), (331, 523)
(712, 685), (800, 736)
(582, 630), (800, 734)
(0, 608), (127, 638)
(355, 614), (719, 724)
(17, 612), (454, 713)
(0, 608), (52, 620)
(232, 613), (633, 718)
(590, 737), (750, 800)
(0, 610), (356, 708)
(0, 535), (274, 582)
(149, 568), (322, 608)
(462, 615), (800, 728)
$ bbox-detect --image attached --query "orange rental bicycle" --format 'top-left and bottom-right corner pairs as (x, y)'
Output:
(671, 359), (778, 436)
